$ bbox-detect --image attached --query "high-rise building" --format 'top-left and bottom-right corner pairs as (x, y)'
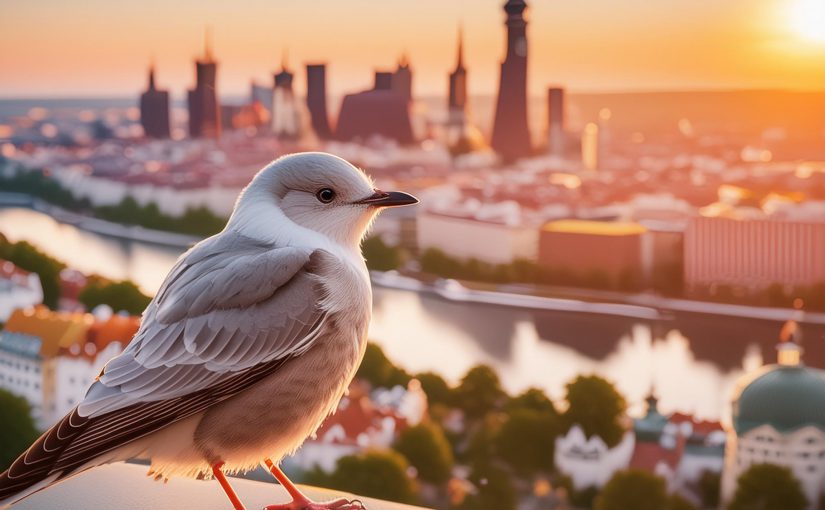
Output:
(446, 26), (480, 154)
(374, 71), (393, 91)
(547, 87), (565, 157)
(491, 0), (532, 161)
(581, 122), (599, 170)
(392, 54), (413, 104)
(139, 64), (171, 139)
(187, 30), (221, 139)
(336, 69), (414, 144)
(306, 64), (332, 140)
(250, 80), (274, 120)
(448, 29), (467, 115)
(271, 52), (301, 139)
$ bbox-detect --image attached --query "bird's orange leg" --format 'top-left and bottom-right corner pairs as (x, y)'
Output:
(213, 462), (247, 510)
(262, 459), (364, 510)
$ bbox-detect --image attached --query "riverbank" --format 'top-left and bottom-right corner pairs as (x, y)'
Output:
(0, 192), (200, 248)
(3, 194), (820, 325)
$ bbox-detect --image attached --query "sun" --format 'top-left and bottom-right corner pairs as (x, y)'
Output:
(789, 0), (825, 43)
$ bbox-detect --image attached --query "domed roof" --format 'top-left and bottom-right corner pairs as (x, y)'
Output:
(734, 365), (825, 434)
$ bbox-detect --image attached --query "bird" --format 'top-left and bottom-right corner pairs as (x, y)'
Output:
(0, 152), (418, 510)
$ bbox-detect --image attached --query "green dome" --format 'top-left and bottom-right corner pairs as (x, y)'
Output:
(734, 365), (825, 435)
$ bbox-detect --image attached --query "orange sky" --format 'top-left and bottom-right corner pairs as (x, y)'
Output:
(1, 0), (824, 98)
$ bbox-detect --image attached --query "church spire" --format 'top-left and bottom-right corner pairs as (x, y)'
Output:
(204, 26), (214, 62)
(456, 24), (465, 70)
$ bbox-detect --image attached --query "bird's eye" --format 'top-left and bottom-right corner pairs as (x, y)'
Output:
(316, 188), (336, 203)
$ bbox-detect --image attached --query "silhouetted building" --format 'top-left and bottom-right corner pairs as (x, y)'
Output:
(581, 122), (599, 170)
(448, 29), (468, 115)
(392, 54), (413, 103)
(374, 71), (393, 91)
(187, 31), (221, 139)
(306, 64), (332, 139)
(446, 26), (482, 154)
(491, 0), (532, 161)
(272, 53), (301, 139)
(547, 87), (565, 156)
(337, 69), (414, 144)
(250, 80), (274, 120)
(139, 64), (170, 139)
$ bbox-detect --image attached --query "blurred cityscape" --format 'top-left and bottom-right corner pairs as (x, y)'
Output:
(1, 0), (825, 509)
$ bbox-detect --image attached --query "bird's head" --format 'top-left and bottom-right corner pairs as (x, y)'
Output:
(229, 152), (418, 249)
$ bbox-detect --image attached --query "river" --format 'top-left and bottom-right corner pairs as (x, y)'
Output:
(2, 206), (823, 421)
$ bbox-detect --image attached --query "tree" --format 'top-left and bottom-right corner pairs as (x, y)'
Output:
(0, 389), (40, 471)
(393, 421), (454, 485)
(728, 464), (806, 510)
(697, 469), (720, 509)
(355, 343), (410, 389)
(505, 387), (558, 416)
(494, 408), (560, 475)
(79, 279), (151, 315)
(415, 371), (453, 407)
(362, 236), (402, 271)
(562, 375), (627, 448)
(455, 365), (505, 421)
(595, 469), (667, 510)
(666, 493), (699, 510)
(306, 450), (417, 504)
(0, 239), (65, 309)
(459, 464), (516, 510)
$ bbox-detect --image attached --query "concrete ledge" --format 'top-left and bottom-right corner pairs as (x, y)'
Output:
(11, 463), (425, 510)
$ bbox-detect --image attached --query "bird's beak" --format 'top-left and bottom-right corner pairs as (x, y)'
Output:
(355, 189), (419, 208)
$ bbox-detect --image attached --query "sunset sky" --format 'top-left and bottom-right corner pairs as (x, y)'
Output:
(1, 0), (824, 98)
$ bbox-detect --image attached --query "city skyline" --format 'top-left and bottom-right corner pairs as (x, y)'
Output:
(2, 0), (825, 98)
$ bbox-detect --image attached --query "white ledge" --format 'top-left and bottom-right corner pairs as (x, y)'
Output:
(11, 463), (426, 510)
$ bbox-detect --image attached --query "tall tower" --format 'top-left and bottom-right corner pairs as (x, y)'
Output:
(547, 87), (565, 157)
(139, 63), (171, 139)
(392, 54), (413, 104)
(446, 26), (475, 153)
(448, 27), (467, 115)
(306, 64), (332, 139)
(490, 0), (532, 161)
(187, 29), (221, 139)
(271, 51), (301, 139)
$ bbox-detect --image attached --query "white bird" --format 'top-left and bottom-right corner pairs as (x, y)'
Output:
(0, 152), (418, 510)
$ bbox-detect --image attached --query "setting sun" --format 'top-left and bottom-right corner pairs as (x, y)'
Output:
(790, 0), (825, 43)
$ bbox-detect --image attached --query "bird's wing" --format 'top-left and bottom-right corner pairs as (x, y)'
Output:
(0, 232), (332, 491)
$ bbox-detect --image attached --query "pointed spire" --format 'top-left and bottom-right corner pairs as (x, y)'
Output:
(204, 26), (214, 62)
(281, 48), (289, 71)
(398, 51), (409, 68)
(147, 56), (156, 90)
(456, 24), (465, 70)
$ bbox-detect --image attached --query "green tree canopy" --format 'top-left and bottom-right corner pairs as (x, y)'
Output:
(0, 239), (65, 309)
(455, 365), (506, 421)
(79, 278), (151, 315)
(362, 236), (403, 271)
(666, 493), (699, 510)
(415, 371), (453, 407)
(459, 464), (517, 510)
(0, 389), (40, 471)
(562, 374), (627, 448)
(697, 469), (721, 509)
(307, 449), (417, 504)
(728, 464), (807, 510)
(595, 469), (667, 510)
(494, 408), (560, 475)
(393, 421), (454, 485)
(355, 343), (411, 389)
(505, 387), (558, 416)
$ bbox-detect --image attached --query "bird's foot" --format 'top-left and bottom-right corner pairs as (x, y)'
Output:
(264, 497), (366, 510)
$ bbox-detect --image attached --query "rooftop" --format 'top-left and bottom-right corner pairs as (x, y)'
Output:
(12, 462), (428, 510)
(542, 219), (647, 236)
